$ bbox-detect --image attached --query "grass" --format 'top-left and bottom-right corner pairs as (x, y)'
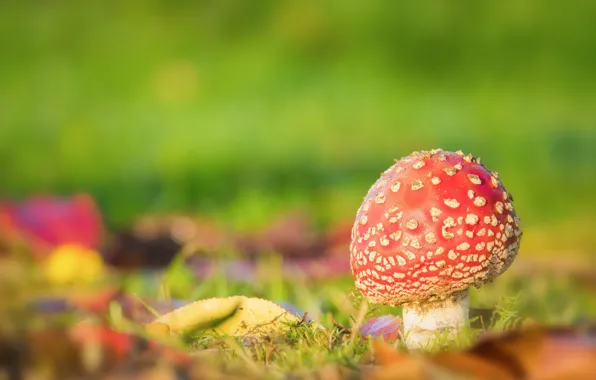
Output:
(98, 254), (595, 378)
(2, 242), (595, 379)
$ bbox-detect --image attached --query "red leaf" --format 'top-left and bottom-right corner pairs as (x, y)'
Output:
(69, 323), (133, 359)
(0, 193), (103, 258)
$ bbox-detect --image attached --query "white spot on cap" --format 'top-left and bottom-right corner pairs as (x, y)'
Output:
(380, 236), (390, 246)
(443, 167), (457, 176)
(431, 177), (441, 185)
(467, 174), (482, 185)
(375, 180), (387, 189)
(375, 193), (386, 204)
(390, 231), (402, 241)
(435, 247), (445, 256)
(430, 207), (442, 217)
(465, 230), (474, 238)
(413, 161), (425, 169)
(390, 182), (401, 192)
(448, 250), (458, 260)
(444, 198), (460, 208)
(363, 200), (371, 212)
(410, 239), (422, 249)
(457, 242), (471, 251)
(425, 232), (437, 244)
(468, 190), (475, 199)
(442, 226), (454, 239)
(411, 180), (424, 191)
(465, 214), (479, 225)
(474, 196), (487, 207)
(505, 224), (514, 238)
(406, 219), (419, 230)
(360, 215), (368, 225)
(444, 217), (456, 227)
(495, 202), (504, 214)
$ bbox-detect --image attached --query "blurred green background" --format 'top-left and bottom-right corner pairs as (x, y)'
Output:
(1, 0), (595, 254)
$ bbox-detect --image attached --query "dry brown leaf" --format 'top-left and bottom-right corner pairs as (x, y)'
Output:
(432, 352), (517, 380)
(370, 325), (596, 380)
(531, 328), (596, 380)
(369, 341), (427, 380)
(465, 326), (545, 378)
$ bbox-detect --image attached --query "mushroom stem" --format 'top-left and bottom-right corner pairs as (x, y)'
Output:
(401, 290), (469, 350)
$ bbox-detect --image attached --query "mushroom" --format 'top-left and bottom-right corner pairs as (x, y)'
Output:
(349, 149), (522, 349)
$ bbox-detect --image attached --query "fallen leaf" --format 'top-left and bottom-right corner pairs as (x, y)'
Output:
(431, 352), (516, 380)
(370, 325), (596, 380)
(42, 244), (105, 286)
(360, 315), (402, 342)
(101, 229), (182, 271)
(463, 326), (545, 378)
(0, 193), (103, 259)
(531, 327), (596, 380)
(369, 340), (426, 380)
(148, 296), (300, 337)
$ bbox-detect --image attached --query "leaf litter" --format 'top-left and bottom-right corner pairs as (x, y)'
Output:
(1, 193), (596, 379)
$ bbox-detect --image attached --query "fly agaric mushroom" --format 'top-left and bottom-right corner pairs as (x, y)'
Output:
(350, 149), (522, 349)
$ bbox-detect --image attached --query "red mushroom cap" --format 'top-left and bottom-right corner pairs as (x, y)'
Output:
(350, 149), (522, 306)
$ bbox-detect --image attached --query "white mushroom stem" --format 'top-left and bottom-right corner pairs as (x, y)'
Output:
(401, 290), (469, 350)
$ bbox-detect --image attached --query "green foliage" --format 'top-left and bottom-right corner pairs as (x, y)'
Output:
(1, 1), (595, 236)
(128, 260), (596, 377)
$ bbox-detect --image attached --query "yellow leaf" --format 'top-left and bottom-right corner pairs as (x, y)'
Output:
(43, 244), (104, 286)
(147, 296), (300, 337)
